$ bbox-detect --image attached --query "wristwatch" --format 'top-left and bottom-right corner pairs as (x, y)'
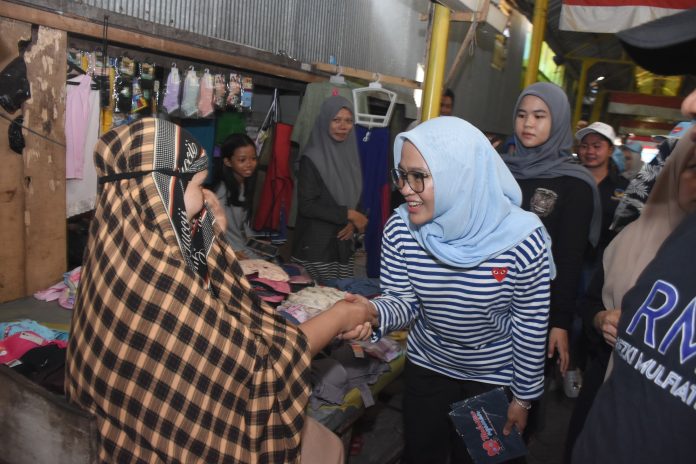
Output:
(512, 396), (532, 410)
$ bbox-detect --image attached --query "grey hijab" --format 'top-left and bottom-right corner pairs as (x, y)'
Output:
(502, 82), (601, 247)
(299, 96), (362, 208)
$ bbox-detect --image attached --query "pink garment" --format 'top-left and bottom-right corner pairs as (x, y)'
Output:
(66, 81), (100, 217)
(33, 282), (65, 301)
(198, 72), (214, 117)
(0, 331), (67, 365)
(65, 75), (93, 179)
(249, 277), (291, 294)
(33, 267), (81, 309)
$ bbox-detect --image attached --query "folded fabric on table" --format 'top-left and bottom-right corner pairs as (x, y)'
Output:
(0, 319), (69, 342)
(310, 343), (391, 409)
(0, 330), (68, 365)
(323, 277), (381, 297)
(238, 259), (289, 281)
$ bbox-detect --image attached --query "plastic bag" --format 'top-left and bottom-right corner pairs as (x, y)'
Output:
(0, 40), (32, 113)
(181, 67), (200, 117)
(213, 73), (226, 110)
(226, 72), (242, 110)
(8, 115), (25, 154)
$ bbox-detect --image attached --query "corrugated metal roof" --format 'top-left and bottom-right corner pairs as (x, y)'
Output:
(80, 0), (428, 80)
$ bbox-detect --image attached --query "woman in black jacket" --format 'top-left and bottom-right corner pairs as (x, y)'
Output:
(291, 96), (368, 282)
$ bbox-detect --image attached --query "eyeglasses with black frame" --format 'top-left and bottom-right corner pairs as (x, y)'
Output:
(390, 168), (431, 194)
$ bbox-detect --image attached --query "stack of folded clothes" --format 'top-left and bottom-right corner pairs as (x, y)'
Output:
(276, 286), (346, 324)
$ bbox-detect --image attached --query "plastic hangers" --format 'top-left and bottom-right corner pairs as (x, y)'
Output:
(352, 73), (397, 141)
(329, 65), (346, 85)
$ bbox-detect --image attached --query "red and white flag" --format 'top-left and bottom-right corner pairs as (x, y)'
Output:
(607, 91), (684, 119)
(560, 0), (696, 33)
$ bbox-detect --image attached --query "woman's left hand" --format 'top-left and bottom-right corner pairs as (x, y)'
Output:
(348, 209), (368, 233)
(339, 321), (373, 341)
(202, 189), (227, 232)
(337, 222), (355, 240)
(503, 401), (529, 436)
(548, 327), (569, 375)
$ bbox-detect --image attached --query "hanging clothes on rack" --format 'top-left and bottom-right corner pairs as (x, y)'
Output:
(215, 112), (247, 144)
(65, 74), (100, 217)
(253, 122), (294, 237)
(252, 90), (279, 221)
(355, 125), (391, 278)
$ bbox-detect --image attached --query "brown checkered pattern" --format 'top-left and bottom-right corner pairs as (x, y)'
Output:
(66, 119), (311, 463)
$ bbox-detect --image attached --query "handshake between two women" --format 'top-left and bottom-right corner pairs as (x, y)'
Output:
(297, 293), (378, 357)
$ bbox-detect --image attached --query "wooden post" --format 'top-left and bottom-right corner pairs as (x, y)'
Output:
(22, 25), (67, 296)
(0, 17), (31, 302)
(0, 18), (67, 302)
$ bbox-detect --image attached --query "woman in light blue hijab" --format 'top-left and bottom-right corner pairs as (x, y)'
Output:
(350, 117), (553, 463)
(393, 117), (553, 269)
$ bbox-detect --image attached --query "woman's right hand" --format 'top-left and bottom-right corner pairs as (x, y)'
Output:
(347, 209), (368, 233)
(339, 293), (378, 339)
(203, 189), (227, 232)
(593, 309), (621, 347)
(337, 222), (355, 240)
(330, 297), (378, 333)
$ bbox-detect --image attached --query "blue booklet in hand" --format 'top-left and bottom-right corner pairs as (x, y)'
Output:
(449, 387), (527, 464)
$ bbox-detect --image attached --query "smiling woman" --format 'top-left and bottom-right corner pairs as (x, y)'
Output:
(347, 116), (554, 463)
(391, 142), (435, 225)
(291, 96), (368, 282)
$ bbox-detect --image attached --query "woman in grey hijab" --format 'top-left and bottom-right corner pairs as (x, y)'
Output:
(502, 82), (599, 377)
(291, 96), (367, 282)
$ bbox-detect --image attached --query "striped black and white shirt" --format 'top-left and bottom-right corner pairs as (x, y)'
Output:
(372, 214), (551, 400)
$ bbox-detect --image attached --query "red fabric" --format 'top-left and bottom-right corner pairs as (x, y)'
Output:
(563, 0), (695, 6)
(381, 183), (391, 226)
(609, 92), (683, 108)
(0, 331), (67, 364)
(253, 122), (294, 231)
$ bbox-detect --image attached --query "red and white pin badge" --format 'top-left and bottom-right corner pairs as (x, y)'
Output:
(492, 267), (508, 282)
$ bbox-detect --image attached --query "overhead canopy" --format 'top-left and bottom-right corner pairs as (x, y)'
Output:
(559, 0), (696, 33)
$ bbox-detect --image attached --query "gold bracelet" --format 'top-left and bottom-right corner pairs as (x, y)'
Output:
(513, 396), (532, 410)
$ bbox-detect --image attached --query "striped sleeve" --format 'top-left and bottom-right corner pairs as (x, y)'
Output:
(509, 230), (551, 400)
(371, 215), (420, 338)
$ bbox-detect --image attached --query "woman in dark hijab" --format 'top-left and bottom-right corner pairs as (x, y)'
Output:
(502, 82), (600, 375)
(66, 117), (374, 463)
(291, 96), (368, 282)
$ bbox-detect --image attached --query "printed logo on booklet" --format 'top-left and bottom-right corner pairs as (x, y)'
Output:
(449, 388), (527, 464)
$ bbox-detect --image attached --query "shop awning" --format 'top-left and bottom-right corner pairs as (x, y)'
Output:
(559, 0), (696, 33)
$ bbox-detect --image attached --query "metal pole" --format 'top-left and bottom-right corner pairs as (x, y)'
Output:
(421, 3), (450, 121)
(573, 58), (594, 129)
(590, 90), (606, 123)
(523, 0), (548, 88)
